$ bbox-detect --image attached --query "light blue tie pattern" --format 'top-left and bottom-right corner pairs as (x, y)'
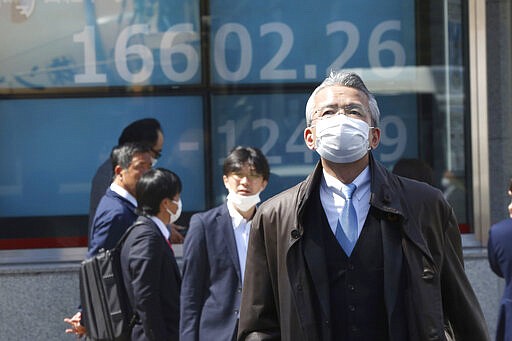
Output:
(335, 183), (358, 256)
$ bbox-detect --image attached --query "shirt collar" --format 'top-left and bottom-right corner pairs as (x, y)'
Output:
(227, 201), (249, 228)
(149, 216), (171, 240)
(322, 165), (371, 200)
(110, 182), (138, 207)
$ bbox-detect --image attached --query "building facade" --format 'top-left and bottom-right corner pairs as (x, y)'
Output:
(0, 0), (510, 339)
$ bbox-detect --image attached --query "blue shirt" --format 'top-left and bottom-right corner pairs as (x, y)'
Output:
(319, 166), (371, 240)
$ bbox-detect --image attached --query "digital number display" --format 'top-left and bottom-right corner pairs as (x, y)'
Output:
(0, 0), (414, 89)
(209, 0), (415, 83)
(0, 1), (419, 212)
(0, 1), (201, 89)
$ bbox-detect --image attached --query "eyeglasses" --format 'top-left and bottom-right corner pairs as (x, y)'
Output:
(312, 105), (368, 123)
(151, 148), (162, 159)
(230, 172), (263, 182)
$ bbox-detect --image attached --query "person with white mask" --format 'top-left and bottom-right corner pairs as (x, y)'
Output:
(120, 167), (183, 340)
(180, 146), (269, 341)
(237, 71), (489, 341)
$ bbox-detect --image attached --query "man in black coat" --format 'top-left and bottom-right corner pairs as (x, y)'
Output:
(238, 71), (489, 341)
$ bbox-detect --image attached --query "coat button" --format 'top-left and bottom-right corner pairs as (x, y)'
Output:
(422, 267), (435, 280)
(291, 229), (301, 239)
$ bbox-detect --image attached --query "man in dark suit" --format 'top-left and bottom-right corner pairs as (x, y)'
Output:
(180, 146), (269, 341)
(488, 178), (512, 341)
(88, 118), (164, 242)
(65, 142), (153, 336)
(121, 168), (183, 340)
(238, 71), (489, 340)
(88, 142), (154, 257)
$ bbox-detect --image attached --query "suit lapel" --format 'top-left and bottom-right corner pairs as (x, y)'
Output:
(109, 189), (137, 215)
(143, 216), (182, 283)
(217, 205), (243, 282)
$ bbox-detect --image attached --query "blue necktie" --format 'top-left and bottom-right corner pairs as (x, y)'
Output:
(335, 183), (358, 256)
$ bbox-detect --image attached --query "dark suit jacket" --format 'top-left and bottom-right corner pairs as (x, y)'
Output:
(488, 217), (512, 341)
(180, 203), (242, 341)
(121, 216), (181, 341)
(88, 188), (138, 258)
(88, 158), (114, 238)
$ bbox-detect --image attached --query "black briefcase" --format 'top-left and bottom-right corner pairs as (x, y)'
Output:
(79, 223), (140, 341)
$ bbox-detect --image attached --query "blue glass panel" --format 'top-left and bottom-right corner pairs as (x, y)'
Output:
(0, 96), (205, 216)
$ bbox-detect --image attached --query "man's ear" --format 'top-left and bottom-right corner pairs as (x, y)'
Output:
(114, 165), (123, 176)
(222, 175), (230, 189)
(160, 197), (171, 213)
(369, 127), (381, 149)
(304, 126), (316, 151)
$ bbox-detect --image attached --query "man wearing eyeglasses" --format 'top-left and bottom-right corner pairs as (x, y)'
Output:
(238, 71), (489, 341)
(88, 118), (171, 243)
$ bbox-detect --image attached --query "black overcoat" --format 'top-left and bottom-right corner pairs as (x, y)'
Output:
(238, 155), (489, 341)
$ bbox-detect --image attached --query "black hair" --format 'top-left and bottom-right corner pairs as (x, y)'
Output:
(222, 146), (270, 181)
(136, 168), (182, 216)
(110, 142), (153, 172)
(118, 118), (162, 146)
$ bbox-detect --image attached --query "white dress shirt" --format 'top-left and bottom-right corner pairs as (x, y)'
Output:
(149, 216), (171, 241)
(227, 201), (251, 285)
(319, 166), (371, 240)
(110, 182), (138, 208)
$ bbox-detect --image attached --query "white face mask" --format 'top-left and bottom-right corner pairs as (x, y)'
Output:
(315, 114), (371, 163)
(227, 190), (261, 212)
(166, 199), (182, 224)
(441, 177), (451, 188)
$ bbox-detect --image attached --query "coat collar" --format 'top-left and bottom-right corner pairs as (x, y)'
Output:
(296, 153), (431, 257)
(217, 204), (243, 282)
(296, 152), (406, 216)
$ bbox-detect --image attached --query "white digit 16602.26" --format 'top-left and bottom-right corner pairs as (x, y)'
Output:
(73, 20), (405, 84)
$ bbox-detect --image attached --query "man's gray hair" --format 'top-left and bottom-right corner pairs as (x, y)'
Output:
(111, 142), (152, 172)
(305, 70), (381, 127)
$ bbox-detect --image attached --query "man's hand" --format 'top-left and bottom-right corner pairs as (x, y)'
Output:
(64, 311), (86, 338)
(170, 223), (186, 244)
